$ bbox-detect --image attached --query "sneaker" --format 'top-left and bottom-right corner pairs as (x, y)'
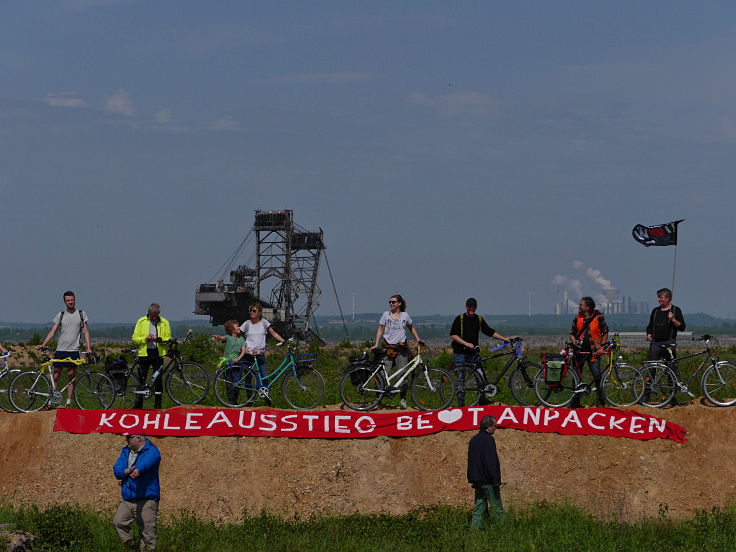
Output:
(399, 399), (407, 409)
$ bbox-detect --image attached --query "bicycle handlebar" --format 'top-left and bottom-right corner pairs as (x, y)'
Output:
(693, 334), (713, 342)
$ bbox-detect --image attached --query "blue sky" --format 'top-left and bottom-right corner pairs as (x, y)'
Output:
(3, 1), (736, 323)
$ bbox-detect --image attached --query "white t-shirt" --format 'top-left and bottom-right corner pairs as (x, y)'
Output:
(239, 319), (271, 352)
(52, 309), (89, 352)
(379, 311), (413, 344)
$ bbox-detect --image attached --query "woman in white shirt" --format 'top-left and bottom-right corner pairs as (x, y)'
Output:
(372, 294), (423, 409)
(239, 303), (285, 404)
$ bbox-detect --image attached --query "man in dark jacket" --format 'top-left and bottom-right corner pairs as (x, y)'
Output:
(646, 288), (686, 363)
(113, 434), (161, 551)
(451, 298), (512, 406)
(467, 415), (504, 529)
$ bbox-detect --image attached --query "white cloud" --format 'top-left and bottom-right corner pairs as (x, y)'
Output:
(44, 92), (87, 108)
(258, 72), (378, 84)
(154, 108), (171, 124)
(210, 115), (241, 131)
(104, 89), (134, 117)
(407, 91), (499, 119)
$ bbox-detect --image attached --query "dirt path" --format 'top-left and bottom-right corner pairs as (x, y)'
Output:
(0, 403), (733, 522)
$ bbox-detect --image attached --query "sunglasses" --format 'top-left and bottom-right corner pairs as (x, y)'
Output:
(249, 309), (259, 313)
(388, 300), (399, 304)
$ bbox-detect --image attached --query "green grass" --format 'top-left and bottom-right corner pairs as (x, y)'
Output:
(0, 502), (734, 551)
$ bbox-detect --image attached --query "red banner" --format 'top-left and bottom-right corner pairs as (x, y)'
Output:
(53, 406), (686, 443)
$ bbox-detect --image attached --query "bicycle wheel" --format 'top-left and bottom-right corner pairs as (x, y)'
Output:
(454, 369), (483, 407)
(601, 363), (645, 407)
(0, 370), (22, 412)
(9, 371), (51, 412)
(73, 371), (115, 409)
(702, 362), (736, 407)
(410, 365), (454, 411)
(213, 365), (256, 408)
(108, 370), (143, 409)
(534, 367), (579, 408)
(509, 363), (542, 406)
(639, 363), (676, 408)
(281, 366), (325, 410)
(166, 362), (210, 406)
(339, 365), (384, 411)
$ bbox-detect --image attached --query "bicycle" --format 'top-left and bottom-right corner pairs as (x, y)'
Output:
(640, 334), (736, 408)
(451, 338), (542, 407)
(9, 350), (115, 412)
(108, 330), (210, 408)
(339, 342), (454, 411)
(212, 338), (325, 410)
(0, 352), (22, 413)
(599, 336), (646, 407)
(534, 339), (645, 408)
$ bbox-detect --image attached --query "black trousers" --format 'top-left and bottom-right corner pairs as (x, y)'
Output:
(135, 354), (164, 408)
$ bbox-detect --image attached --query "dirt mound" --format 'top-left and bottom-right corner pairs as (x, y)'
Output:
(0, 403), (733, 522)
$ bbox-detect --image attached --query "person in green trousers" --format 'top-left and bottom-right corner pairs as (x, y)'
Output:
(467, 415), (505, 529)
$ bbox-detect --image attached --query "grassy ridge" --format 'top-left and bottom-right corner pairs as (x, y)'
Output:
(1, 502), (734, 552)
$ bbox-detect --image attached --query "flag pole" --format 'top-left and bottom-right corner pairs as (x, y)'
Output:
(671, 244), (678, 296)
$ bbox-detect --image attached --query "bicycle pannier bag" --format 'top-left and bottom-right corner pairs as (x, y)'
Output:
(541, 352), (566, 384)
(105, 356), (129, 390)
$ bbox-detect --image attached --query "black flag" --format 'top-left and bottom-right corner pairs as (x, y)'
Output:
(632, 220), (684, 247)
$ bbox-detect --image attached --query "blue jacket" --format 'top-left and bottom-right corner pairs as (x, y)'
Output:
(113, 439), (161, 501)
(467, 430), (501, 486)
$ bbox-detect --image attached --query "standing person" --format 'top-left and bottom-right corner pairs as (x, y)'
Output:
(450, 298), (513, 406)
(239, 303), (286, 406)
(36, 291), (92, 408)
(467, 415), (504, 529)
(211, 320), (247, 404)
(569, 297), (609, 408)
(113, 434), (161, 552)
(372, 294), (423, 410)
(646, 288), (686, 363)
(132, 304), (172, 409)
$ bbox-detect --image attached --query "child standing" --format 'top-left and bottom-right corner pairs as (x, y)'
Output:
(211, 320), (247, 405)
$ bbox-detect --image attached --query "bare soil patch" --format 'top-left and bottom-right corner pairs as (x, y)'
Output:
(0, 403), (733, 523)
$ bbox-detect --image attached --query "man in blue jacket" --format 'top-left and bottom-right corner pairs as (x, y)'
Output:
(113, 434), (161, 551)
(467, 415), (504, 529)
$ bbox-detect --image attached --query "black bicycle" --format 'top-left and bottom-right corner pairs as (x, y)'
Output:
(640, 335), (736, 408)
(452, 338), (542, 406)
(107, 330), (210, 408)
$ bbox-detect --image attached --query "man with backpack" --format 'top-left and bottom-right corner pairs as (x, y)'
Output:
(36, 291), (92, 408)
(450, 298), (512, 406)
(569, 296), (609, 408)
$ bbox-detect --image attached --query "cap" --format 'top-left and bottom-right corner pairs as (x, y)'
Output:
(465, 298), (477, 308)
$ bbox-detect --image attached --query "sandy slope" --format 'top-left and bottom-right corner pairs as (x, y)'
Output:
(0, 402), (733, 522)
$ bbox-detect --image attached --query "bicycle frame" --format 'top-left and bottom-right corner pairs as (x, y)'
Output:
(463, 340), (525, 386)
(360, 350), (427, 395)
(133, 333), (191, 391)
(43, 354), (90, 394)
(222, 344), (315, 391)
(0, 353), (11, 375)
(656, 342), (717, 388)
